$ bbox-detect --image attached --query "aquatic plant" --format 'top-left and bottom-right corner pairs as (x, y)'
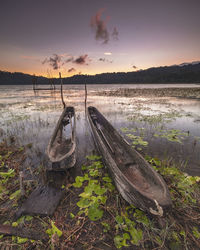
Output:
(73, 155), (114, 221)
(154, 129), (188, 143)
(114, 209), (144, 248)
(127, 109), (182, 125)
(120, 127), (148, 151)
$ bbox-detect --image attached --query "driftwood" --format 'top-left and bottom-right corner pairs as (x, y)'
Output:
(0, 224), (48, 241)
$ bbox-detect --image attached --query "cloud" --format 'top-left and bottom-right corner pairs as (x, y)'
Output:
(21, 55), (40, 61)
(60, 53), (69, 57)
(73, 54), (89, 65)
(90, 8), (110, 44)
(42, 54), (62, 70)
(99, 58), (106, 62)
(112, 27), (119, 40)
(132, 65), (137, 69)
(42, 58), (48, 64)
(91, 9), (119, 44)
(104, 52), (112, 55)
(42, 53), (90, 70)
(68, 68), (76, 73)
(65, 56), (74, 63)
(99, 58), (113, 63)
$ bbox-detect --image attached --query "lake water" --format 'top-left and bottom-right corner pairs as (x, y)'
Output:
(0, 84), (200, 177)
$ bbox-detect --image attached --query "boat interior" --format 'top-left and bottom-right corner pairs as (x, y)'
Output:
(49, 108), (75, 161)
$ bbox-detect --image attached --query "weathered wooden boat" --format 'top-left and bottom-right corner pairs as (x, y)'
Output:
(87, 106), (172, 216)
(46, 106), (76, 170)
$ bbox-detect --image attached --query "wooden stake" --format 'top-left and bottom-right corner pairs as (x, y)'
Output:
(84, 82), (87, 113)
(85, 82), (87, 103)
(59, 72), (66, 108)
(32, 74), (36, 91)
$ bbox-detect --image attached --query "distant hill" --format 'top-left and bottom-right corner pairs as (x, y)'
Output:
(1, 62), (200, 85)
(62, 62), (200, 84)
(0, 71), (49, 85)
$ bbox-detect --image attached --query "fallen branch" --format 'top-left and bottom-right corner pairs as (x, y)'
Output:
(66, 217), (87, 241)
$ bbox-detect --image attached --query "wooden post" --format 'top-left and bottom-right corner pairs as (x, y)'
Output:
(59, 72), (66, 108)
(32, 74), (36, 91)
(84, 82), (87, 113)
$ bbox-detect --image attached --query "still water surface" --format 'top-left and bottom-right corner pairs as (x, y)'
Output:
(0, 84), (200, 177)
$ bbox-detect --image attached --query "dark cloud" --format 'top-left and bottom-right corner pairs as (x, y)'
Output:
(42, 54), (62, 70)
(91, 9), (119, 44)
(99, 58), (113, 63)
(91, 9), (109, 44)
(42, 58), (48, 64)
(73, 54), (89, 65)
(42, 54), (90, 70)
(132, 65), (137, 69)
(68, 67), (76, 73)
(112, 27), (119, 40)
(99, 58), (105, 62)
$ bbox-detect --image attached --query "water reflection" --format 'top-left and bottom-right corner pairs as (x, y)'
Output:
(0, 84), (200, 177)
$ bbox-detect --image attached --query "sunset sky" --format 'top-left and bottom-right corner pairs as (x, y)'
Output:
(0, 0), (200, 77)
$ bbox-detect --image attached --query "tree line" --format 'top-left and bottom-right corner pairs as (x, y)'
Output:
(0, 63), (200, 85)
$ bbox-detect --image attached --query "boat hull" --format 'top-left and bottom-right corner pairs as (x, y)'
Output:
(87, 106), (172, 216)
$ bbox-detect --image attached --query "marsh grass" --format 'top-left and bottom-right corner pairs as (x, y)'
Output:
(96, 87), (200, 99)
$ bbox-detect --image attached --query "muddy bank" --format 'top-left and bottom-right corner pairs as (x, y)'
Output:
(95, 87), (200, 98)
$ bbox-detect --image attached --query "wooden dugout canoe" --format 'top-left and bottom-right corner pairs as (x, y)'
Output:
(87, 106), (172, 216)
(46, 106), (76, 170)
